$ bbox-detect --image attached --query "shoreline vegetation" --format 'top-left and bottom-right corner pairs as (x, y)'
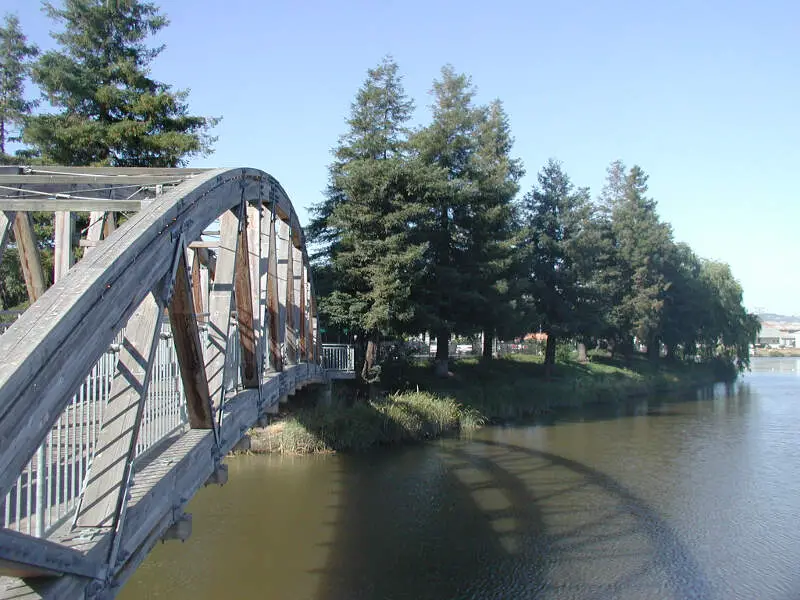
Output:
(245, 353), (736, 455)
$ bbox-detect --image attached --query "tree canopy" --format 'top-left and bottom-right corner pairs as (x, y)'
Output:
(23, 0), (218, 166)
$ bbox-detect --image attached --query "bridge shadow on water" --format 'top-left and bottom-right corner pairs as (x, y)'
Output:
(311, 438), (715, 600)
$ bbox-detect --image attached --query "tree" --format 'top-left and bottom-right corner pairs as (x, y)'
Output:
(412, 66), (521, 376)
(308, 57), (427, 380)
(0, 13), (39, 158)
(466, 99), (524, 358)
(24, 0), (218, 166)
(603, 163), (672, 358)
(520, 159), (592, 377)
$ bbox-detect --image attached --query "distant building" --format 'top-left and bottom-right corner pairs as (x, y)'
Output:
(757, 327), (782, 347)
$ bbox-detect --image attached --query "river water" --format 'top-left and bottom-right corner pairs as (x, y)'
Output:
(120, 357), (800, 599)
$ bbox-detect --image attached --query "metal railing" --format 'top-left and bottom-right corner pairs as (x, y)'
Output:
(1, 324), (344, 538)
(1, 324), (193, 537)
(322, 344), (356, 372)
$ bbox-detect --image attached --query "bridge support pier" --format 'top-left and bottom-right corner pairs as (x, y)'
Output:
(231, 435), (251, 453)
(161, 513), (192, 543)
(205, 463), (229, 486)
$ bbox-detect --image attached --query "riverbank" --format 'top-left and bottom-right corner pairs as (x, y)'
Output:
(247, 354), (735, 454)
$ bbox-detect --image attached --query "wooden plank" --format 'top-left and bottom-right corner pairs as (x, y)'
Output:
(299, 262), (307, 361)
(190, 250), (205, 324)
(0, 211), (15, 264)
(0, 198), (146, 212)
(0, 529), (100, 579)
(247, 205), (262, 375)
(188, 240), (219, 249)
(11, 166), (210, 176)
(53, 211), (73, 282)
(12, 212), (46, 302)
(266, 211), (282, 372)
(234, 207), (258, 388)
(284, 220), (297, 365)
(82, 210), (105, 257)
(103, 212), (116, 238)
(168, 251), (213, 429)
(206, 211), (237, 408)
(75, 293), (163, 528)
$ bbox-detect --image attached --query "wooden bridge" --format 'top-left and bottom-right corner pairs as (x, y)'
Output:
(0, 167), (354, 599)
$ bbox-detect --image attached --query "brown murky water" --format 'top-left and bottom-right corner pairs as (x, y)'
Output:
(120, 358), (800, 599)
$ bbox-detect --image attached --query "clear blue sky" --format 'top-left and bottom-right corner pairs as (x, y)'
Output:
(6, 0), (800, 315)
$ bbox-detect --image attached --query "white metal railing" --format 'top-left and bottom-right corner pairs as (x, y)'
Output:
(0, 324), (194, 537)
(2, 347), (116, 537)
(322, 344), (355, 372)
(1, 320), (331, 538)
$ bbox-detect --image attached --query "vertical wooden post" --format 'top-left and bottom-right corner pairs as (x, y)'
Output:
(54, 211), (74, 282)
(266, 210), (282, 372)
(284, 230), (296, 366)
(12, 212), (46, 302)
(103, 212), (116, 238)
(0, 211), (15, 263)
(276, 218), (291, 365)
(292, 244), (303, 360)
(75, 293), (163, 528)
(234, 207), (258, 388)
(299, 262), (307, 361)
(168, 251), (213, 428)
(191, 250), (205, 324)
(83, 210), (106, 257)
(206, 211), (238, 409)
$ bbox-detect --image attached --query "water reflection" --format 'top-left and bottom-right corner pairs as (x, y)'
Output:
(121, 372), (800, 600)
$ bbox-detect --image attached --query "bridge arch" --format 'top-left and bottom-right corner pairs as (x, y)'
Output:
(0, 167), (331, 598)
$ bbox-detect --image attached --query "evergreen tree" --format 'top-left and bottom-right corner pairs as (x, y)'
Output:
(0, 13), (38, 159)
(412, 66), (519, 375)
(24, 0), (218, 166)
(603, 163), (672, 357)
(309, 57), (427, 380)
(521, 159), (591, 377)
(467, 99), (524, 357)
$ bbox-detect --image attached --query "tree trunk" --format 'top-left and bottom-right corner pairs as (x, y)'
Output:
(482, 330), (493, 360)
(577, 341), (588, 363)
(360, 332), (378, 381)
(435, 328), (450, 377)
(544, 333), (556, 380)
(647, 336), (660, 362)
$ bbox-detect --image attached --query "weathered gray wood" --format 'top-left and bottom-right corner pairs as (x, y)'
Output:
(82, 210), (106, 257)
(234, 207), (258, 388)
(0, 529), (100, 579)
(266, 212), (282, 372)
(187, 240), (219, 249)
(12, 212), (46, 302)
(246, 205), (262, 378)
(0, 198), (146, 212)
(103, 212), (116, 238)
(0, 211), (15, 264)
(299, 262), (307, 361)
(75, 293), (163, 528)
(284, 222), (297, 365)
(168, 251), (213, 429)
(190, 250), (204, 324)
(0, 168), (258, 503)
(292, 246), (303, 359)
(0, 166), (208, 177)
(206, 211), (238, 408)
(53, 212), (74, 282)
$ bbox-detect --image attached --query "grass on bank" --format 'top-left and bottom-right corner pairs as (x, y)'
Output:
(249, 352), (735, 455)
(249, 390), (486, 454)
